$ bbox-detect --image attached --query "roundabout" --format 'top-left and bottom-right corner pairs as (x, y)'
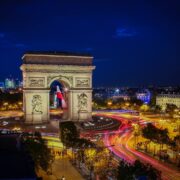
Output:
(81, 115), (121, 131)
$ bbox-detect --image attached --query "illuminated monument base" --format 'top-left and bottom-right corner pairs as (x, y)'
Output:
(20, 52), (95, 124)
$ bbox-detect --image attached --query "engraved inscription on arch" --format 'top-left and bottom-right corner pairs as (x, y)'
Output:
(28, 77), (45, 87)
(75, 77), (90, 87)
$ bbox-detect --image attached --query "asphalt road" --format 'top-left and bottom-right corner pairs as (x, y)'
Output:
(98, 112), (180, 180)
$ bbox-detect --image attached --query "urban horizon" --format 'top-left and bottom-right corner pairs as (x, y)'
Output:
(0, 0), (179, 86)
(0, 1), (179, 180)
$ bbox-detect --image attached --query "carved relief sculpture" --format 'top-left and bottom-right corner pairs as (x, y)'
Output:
(32, 95), (43, 113)
(47, 75), (73, 86)
(21, 53), (95, 123)
(78, 93), (88, 111)
(76, 78), (90, 87)
(29, 77), (45, 87)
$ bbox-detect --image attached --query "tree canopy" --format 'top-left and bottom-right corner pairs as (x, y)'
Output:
(59, 121), (80, 147)
(21, 132), (54, 172)
(117, 160), (161, 180)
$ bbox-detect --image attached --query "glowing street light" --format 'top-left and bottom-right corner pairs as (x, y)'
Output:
(3, 102), (8, 106)
(18, 102), (22, 105)
(107, 101), (112, 106)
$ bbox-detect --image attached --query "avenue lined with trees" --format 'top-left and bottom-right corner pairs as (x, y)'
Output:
(59, 121), (162, 179)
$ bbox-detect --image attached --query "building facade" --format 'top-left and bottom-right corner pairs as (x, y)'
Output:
(5, 78), (15, 89)
(156, 94), (180, 111)
(136, 89), (151, 104)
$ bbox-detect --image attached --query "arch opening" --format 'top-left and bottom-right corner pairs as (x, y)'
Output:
(49, 80), (70, 121)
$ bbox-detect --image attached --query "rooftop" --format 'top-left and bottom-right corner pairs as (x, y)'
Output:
(23, 51), (92, 57)
(22, 51), (93, 66)
(157, 93), (180, 97)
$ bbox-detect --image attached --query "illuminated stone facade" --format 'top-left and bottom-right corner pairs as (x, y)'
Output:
(20, 52), (95, 124)
(156, 94), (180, 111)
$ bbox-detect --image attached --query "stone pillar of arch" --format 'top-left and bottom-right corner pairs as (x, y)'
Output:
(20, 52), (95, 124)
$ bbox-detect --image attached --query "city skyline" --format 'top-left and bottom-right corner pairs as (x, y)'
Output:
(0, 0), (179, 86)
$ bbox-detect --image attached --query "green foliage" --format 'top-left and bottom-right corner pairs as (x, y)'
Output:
(117, 160), (161, 180)
(142, 123), (169, 144)
(93, 95), (144, 110)
(21, 132), (54, 172)
(130, 97), (143, 106)
(169, 135), (180, 151)
(142, 123), (158, 141)
(166, 104), (178, 117)
(84, 147), (114, 178)
(59, 121), (94, 149)
(93, 97), (107, 107)
(152, 105), (162, 113)
(59, 121), (117, 178)
(59, 121), (79, 147)
(74, 138), (94, 148)
(149, 91), (157, 107)
(0, 92), (22, 106)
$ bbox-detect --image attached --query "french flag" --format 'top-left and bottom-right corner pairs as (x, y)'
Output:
(56, 86), (67, 109)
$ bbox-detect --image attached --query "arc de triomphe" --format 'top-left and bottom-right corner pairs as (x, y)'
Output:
(20, 52), (95, 124)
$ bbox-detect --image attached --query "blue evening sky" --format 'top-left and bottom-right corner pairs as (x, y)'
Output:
(0, 0), (179, 86)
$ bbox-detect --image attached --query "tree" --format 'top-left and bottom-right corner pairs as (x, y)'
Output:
(142, 123), (157, 142)
(84, 147), (114, 179)
(152, 105), (162, 113)
(166, 104), (178, 117)
(59, 121), (79, 147)
(130, 97), (143, 106)
(59, 121), (116, 178)
(21, 132), (54, 172)
(92, 97), (107, 109)
(117, 160), (161, 180)
(149, 91), (157, 107)
(142, 123), (169, 144)
(174, 135), (180, 148)
(0, 92), (22, 107)
(142, 123), (170, 156)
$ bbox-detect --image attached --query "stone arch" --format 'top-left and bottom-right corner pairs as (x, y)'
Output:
(47, 75), (72, 88)
(49, 78), (71, 120)
(20, 52), (95, 124)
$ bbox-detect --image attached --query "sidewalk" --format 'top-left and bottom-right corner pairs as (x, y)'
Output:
(37, 157), (84, 180)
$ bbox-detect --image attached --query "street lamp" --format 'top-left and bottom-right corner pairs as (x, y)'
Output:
(3, 102), (8, 110)
(107, 101), (112, 106)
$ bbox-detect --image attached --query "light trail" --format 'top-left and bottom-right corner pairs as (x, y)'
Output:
(99, 111), (180, 180)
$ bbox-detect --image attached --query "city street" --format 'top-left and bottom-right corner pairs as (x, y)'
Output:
(96, 111), (180, 180)
(37, 157), (84, 180)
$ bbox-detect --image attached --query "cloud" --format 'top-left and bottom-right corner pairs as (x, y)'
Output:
(114, 28), (137, 38)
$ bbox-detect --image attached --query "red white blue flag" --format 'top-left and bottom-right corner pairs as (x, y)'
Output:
(56, 86), (67, 109)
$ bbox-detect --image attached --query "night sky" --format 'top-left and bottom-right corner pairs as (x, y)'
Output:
(0, 0), (179, 87)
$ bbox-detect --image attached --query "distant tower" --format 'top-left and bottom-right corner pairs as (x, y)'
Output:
(5, 78), (15, 89)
